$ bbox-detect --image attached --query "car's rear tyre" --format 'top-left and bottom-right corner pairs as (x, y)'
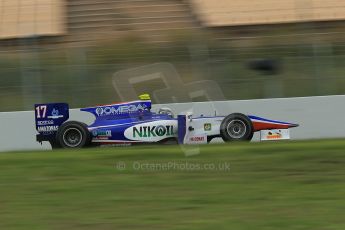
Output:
(56, 121), (91, 148)
(220, 113), (254, 142)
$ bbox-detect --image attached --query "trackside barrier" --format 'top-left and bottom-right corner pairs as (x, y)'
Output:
(0, 95), (344, 152)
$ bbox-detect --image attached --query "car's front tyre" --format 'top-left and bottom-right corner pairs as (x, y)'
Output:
(56, 121), (91, 148)
(220, 113), (254, 142)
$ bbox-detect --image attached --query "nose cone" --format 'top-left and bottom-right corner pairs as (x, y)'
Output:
(248, 115), (299, 131)
(288, 123), (299, 128)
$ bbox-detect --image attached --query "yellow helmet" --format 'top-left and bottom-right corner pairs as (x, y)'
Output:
(138, 93), (151, 100)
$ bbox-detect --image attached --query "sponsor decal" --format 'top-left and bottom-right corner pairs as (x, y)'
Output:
(266, 130), (282, 139)
(37, 120), (54, 125)
(190, 136), (205, 142)
(37, 125), (59, 132)
(124, 120), (178, 142)
(204, 123), (212, 131)
(95, 104), (147, 116)
(92, 130), (112, 137)
(260, 129), (290, 141)
(47, 108), (63, 119)
(185, 134), (207, 144)
(133, 125), (174, 138)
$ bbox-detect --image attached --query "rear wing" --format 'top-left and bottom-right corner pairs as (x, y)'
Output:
(34, 103), (69, 136)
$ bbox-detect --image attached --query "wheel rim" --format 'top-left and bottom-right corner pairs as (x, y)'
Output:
(226, 119), (247, 139)
(62, 128), (83, 147)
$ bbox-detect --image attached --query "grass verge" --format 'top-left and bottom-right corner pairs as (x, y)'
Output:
(1, 139), (345, 230)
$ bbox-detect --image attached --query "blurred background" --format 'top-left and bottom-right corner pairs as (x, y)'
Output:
(0, 0), (344, 111)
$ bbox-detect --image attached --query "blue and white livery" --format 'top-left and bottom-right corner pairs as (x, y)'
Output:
(34, 94), (299, 149)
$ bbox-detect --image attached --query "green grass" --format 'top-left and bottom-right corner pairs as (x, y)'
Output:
(1, 139), (345, 230)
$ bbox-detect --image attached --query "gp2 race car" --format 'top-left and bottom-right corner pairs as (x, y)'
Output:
(34, 94), (299, 149)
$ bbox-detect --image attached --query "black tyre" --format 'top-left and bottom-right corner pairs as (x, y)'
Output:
(56, 121), (91, 148)
(220, 113), (254, 142)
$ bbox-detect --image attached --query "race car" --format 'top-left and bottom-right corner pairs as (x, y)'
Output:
(34, 94), (299, 149)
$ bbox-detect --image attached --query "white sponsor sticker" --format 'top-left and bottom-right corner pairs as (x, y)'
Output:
(185, 134), (207, 145)
(260, 129), (290, 141)
(124, 120), (177, 142)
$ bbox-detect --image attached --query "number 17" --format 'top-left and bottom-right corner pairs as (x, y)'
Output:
(36, 105), (47, 118)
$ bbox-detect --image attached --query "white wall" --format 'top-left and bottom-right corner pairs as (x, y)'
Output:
(1, 95), (344, 152)
(0, 110), (94, 152)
